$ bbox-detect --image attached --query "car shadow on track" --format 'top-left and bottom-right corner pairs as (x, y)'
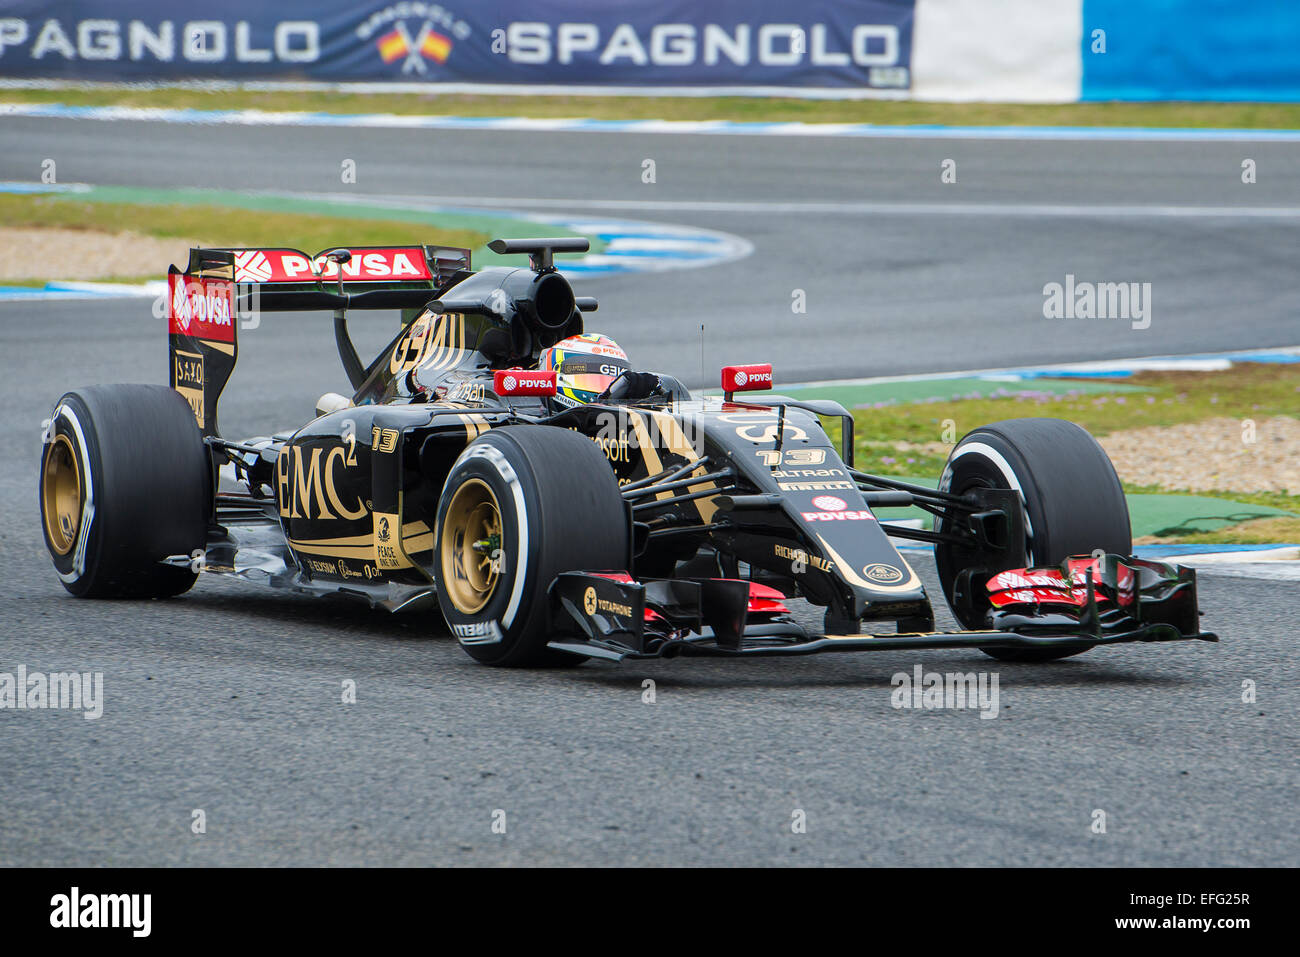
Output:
(561, 655), (1201, 693)
(181, 582), (1204, 692)
(181, 586), (448, 644)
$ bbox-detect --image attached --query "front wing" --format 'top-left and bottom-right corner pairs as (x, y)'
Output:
(545, 555), (1217, 662)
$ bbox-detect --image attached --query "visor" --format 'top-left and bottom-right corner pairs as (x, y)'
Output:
(558, 356), (630, 398)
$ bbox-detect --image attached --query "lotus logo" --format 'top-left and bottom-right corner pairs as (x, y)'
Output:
(863, 563), (905, 583)
(811, 495), (847, 512)
(734, 370), (749, 387)
(583, 586), (598, 616)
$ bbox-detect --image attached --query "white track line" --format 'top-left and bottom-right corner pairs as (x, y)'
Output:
(333, 193), (1300, 219)
(5, 102), (1300, 142)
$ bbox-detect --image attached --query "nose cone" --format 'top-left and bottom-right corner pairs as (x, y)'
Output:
(810, 532), (928, 619)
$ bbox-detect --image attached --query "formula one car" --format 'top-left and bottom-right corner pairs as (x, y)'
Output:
(38, 238), (1215, 666)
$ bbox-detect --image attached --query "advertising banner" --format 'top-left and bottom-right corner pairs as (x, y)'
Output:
(0, 1), (915, 92)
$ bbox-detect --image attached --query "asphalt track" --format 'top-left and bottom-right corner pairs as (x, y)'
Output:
(0, 116), (1297, 866)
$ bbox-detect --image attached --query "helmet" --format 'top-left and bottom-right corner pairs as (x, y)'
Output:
(538, 333), (630, 407)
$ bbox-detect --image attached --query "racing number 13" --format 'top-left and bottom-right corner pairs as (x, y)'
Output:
(757, 448), (826, 467)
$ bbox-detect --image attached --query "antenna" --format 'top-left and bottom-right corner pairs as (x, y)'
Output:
(700, 323), (705, 394)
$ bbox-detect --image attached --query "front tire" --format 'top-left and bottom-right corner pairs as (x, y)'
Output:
(934, 417), (1131, 662)
(435, 426), (630, 667)
(40, 385), (211, 598)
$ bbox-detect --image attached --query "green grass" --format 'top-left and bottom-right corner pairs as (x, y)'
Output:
(1, 275), (158, 287)
(0, 192), (489, 280)
(1164, 516), (1300, 546)
(1122, 484), (1299, 515)
(853, 363), (1300, 452)
(848, 363), (1300, 545)
(7, 87), (1300, 128)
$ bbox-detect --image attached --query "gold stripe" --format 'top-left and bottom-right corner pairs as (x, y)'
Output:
(289, 540), (376, 558)
(457, 412), (477, 443)
(199, 339), (235, 356)
(395, 491), (435, 582)
(293, 533), (373, 547)
(626, 412), (667, 497)
(424, 316), (448, 371)
(441, 316), (467, 372)
(816, 535), (922, 593)
(453, 409), (488, 442)
(649, 411), (718, 522)
(402, 532), (434, 553)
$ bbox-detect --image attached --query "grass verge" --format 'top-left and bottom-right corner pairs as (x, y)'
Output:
(5, 87), (1300, 128)
(0, 192), (488, 282)
(1155, 517), (1300, 546)
(850, 362), (1300, 546)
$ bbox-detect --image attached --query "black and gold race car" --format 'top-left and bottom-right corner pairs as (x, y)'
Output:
(38, 238), (1214, 667)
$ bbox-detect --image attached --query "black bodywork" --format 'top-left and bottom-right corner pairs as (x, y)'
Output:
(166, 238), (1215, 660)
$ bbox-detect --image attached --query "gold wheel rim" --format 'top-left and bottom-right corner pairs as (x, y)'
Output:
(42, 434), (81, 556)
(440, 478), (503, 615)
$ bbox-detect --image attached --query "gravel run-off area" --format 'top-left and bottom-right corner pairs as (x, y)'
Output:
(1098, 416), (1298, 495)
(0, 227), (204, 280)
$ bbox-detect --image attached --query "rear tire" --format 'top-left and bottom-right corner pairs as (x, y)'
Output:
(435, 426), (630, 667)
(40, 385), (211, 598)
(934, 418), (1131, 662)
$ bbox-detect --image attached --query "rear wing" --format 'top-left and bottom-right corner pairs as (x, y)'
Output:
(168, 244), (470, 435)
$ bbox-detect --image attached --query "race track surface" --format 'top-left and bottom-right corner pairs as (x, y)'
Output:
(5, 117), (1300, 383)
(1, 116), (1297, 865)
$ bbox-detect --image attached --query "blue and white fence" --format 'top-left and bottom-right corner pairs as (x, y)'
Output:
(0, 0), (1296, 102)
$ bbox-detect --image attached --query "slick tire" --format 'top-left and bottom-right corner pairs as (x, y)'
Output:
(435, 425), (631, 667)
(40, 385), (211, 598)
(934, 417), (1131, 662)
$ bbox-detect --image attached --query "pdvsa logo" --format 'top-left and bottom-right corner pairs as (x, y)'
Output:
(355, 4), (471, 74)
(168, 275), (234, 342)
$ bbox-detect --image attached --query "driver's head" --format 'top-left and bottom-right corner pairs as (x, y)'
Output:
(538, 333), (630, 408)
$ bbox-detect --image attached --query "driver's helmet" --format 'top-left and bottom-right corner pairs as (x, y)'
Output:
(538, 333), (630, 408)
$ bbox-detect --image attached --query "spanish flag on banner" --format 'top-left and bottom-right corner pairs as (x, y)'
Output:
(377, 29), (408, 64)
(421, 31), (452, 64)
